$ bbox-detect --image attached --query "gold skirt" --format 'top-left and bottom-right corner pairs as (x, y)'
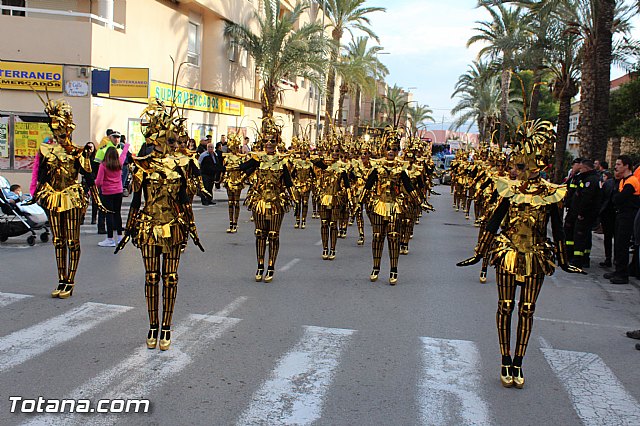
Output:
(490, 234), (556, 277)
(37, 183), (87, 213)
(133, 215), (188, 253)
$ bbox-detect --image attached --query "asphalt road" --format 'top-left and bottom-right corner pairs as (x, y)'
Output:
(1, 188), (639, 425)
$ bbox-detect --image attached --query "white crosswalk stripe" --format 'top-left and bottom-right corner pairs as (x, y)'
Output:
(0, 302), (132, 374)
(237, 325), (355, 426)
(542, 348), (640, 426)
(1, 293), (639, 425)
(0, 291), (32, 307)
(23, 313), (242, 426)
(418, 337), (491, 426)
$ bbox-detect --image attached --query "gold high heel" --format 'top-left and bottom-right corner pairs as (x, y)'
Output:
(500, 364), (514, 388)
(328, 249), (336, 260)
(146, 327), (158, 349)
(226, 222), (233, 233)
(264, 267), (274, 283)
(322, 249), (329, 260)
(301, 220), (306, 229)
(294, 220), (300, 229)
(159, 327), (171, 351)
(480, 270), (487, 283)
(370, 269), (379, 282)
(51, 281), (65, 298)
(255, 265), (264, 282)
(58, 282), (74, 299)
(389, 272), (398, 285)
(512, 366), (524, 389)
(357, 234), (364, 245)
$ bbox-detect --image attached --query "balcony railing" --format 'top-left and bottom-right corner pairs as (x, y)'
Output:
(0, 5), (124, 30)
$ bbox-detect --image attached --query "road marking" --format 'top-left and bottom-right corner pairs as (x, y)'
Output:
(0, 302), (132, 374)
(279, 258), (300, 272)
(542, 348), (640, 425)
(237, 325), (355, 426)
(418, 337), (491, 426)
(315, 239), (322, 246)
(537, 336), (552, 349)
(0, 292), (32, 307)
(535, 316), (631, 330)
(23, 313), (241, 426)
(208, 296), (247, 318)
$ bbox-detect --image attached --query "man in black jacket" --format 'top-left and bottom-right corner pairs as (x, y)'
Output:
(563, 157), (582, 261)
(198, 143), (218, 205)
(570, 159), (601, 268)
(599, 170), (616, 267)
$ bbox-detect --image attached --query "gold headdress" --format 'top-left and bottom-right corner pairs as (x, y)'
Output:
(508, 119), (555, 178)
(140, 98), (186, 153)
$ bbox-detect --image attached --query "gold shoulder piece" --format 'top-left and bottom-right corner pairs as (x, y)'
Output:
(495, 177), (516, 198)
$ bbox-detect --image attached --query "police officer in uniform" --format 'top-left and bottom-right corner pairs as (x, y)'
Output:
(570, 159), (601, 268)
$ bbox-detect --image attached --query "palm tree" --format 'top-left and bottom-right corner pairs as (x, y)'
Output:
(451, 60), (501, 142)
(467, 3), (530, 146)
(381, 84), (409, 126)
(407, 104), (435, 133)
(335, 37), (386, 128)
(224, 1), (332, 125)
(510, 0), (637, 161)
(322, 0), (386, 135)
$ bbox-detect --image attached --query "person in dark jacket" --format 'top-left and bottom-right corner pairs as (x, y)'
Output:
(214, 142), (224, 189)
(604, 155), (640, 284)
(198, 143), (218, 205)
(563, 157), (582, 260)
(599, 170), (616, 267)
(570, 159), (601, 268)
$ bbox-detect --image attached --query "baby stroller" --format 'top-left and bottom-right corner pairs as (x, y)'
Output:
(0, 176), (50, 246)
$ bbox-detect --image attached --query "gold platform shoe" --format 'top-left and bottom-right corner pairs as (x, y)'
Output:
(500, 365), (513, 388)
(479, 270), (487, 283)
(51, 281), (66, 298)
(512, 366), (524, 389)
(159, 327), (171, 351)
(255, 265), (264, 282)
(370, 269), (379, 282)
(328, 249), (336, 260)
(389, 272), (398, 286)
(58, 282), (74, 299)
(264, 267), (275, 283)
(146, 327), (158, 349)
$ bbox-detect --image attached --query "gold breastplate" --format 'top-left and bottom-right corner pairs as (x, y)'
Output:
(503, 204), (549, 251)
(43, 144), (82, 189)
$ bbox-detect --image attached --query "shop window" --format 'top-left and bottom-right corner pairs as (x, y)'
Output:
(0, 113), (51, 171)
(187, 21), (200, 66)
(1, 0), (25, 16)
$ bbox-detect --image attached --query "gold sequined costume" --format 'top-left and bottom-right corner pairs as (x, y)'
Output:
(116, 98), (205, 351)
(32, 99), (106, 299)
(361, 140), (418, 285)
(457, 120), (583, 388)
(241, 120), (295, 283)
(291, 148), (314, 229)
(312, 148), (352, 261)
(222, 133), (247, 233)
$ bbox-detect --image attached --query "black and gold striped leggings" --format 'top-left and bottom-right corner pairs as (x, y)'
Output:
(496, 268), (544, 359)
(141, 245), (182, 330)
(48, 207), (84, 284)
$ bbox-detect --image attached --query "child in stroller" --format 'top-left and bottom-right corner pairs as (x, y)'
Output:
(0, 176), (50, 245)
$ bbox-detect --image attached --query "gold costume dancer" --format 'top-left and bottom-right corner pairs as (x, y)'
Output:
(291, 143), (314, 229)
(312, 144), (352, 260)
(241, 119), (295, 283)
(222, 133), (247, 233)
(458, 120), (583, 388)
(116, 98), (205, 351)
(361, 136), (418, 285)
(399, 149), (425, 255)
(31, 98), (107, 299)
(352, 145), (374, 245)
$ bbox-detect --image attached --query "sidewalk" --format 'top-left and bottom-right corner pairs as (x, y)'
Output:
(119, 188), (248, 206)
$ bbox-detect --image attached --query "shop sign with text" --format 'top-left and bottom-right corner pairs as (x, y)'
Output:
(0, 61), (63, 92)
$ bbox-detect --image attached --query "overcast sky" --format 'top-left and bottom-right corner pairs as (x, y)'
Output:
(364, 0), (638, 132)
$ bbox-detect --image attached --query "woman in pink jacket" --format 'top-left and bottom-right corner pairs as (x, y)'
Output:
(95, 143), (129, 247)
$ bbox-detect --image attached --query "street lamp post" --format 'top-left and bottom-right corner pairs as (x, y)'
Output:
(371, 51), (390, 127)
(315, 0), (326, 146)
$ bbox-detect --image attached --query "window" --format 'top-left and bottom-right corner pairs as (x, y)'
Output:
(187, 21), (200, 66)
(1, 0), (25, 16)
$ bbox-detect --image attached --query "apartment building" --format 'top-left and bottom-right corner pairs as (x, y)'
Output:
(0, 0), (332, 187)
